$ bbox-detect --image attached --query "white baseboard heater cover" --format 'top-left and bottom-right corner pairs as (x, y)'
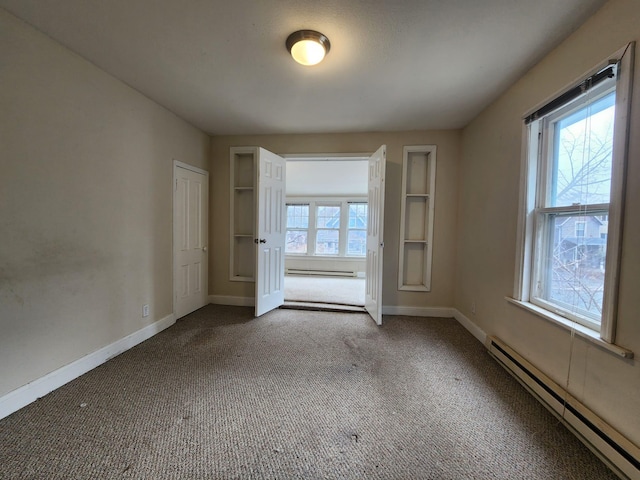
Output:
(286, 268), (356, 278)
(487, 336), (640, 480)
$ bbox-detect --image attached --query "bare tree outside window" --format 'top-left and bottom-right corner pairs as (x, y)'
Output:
(542, 92), (615, 321)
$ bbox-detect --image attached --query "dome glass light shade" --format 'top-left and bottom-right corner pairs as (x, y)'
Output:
(286, 30), (330, 66)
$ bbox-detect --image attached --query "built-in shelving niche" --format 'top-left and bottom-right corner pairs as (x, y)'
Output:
(398, 145), (436, 291)
(230, 147), (256, 281)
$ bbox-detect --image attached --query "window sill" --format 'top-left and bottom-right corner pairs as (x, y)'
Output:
(505, 297), (634, 359)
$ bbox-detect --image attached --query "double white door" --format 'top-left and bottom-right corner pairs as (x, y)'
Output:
(253, 146), (386, 325)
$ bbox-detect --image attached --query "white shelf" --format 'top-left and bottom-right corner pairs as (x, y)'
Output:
(398, 145), (436, 292)
(230, 147), (257, 282)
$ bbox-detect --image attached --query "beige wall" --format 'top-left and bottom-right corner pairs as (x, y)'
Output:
(210, 131), (461, 308)
(0, 10), (209, 396)
(455, 0), (640, 446)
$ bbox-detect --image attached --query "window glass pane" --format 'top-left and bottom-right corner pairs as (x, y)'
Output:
(348, 203), (368, 228)
(286, 205), (309, 228)
(316, 229), (339, 254)
(550, 92), (615, 207)
(540, 214), (607, 321)
(347, 230), (366, 256)
(286, 230), (307, 254)
(316, 206), (340, 228)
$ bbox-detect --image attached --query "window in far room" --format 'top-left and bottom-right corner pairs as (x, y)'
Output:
(347, 202), (368, 256)
(285, 204), (309, 254)
(284, 199), (368, 257)
(315, 205), (341, 255)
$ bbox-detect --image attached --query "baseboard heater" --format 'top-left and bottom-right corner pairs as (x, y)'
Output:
(286, 268), (356, 278)
(486, 336), (639, 480)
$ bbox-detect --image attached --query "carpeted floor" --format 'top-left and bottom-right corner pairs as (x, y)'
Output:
(0, 305), (617, 479)
(284, 276), (365, 306)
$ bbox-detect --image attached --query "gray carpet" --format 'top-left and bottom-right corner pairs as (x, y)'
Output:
(284, 276), (365, 306)
(0, 305), (617, 479)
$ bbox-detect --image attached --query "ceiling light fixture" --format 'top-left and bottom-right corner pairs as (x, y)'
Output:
(286, 30), (330, 66)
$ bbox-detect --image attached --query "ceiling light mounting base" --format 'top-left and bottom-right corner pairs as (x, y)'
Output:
(286, 30), (331, 66)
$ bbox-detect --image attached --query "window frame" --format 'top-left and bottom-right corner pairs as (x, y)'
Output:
(513, 44), (634, 345)
(285, 197), (367, 258)
(530, 81), (615, 330)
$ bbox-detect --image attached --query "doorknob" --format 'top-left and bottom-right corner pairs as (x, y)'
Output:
(259, 239), (267, 244)
(202, 246), (207, 252)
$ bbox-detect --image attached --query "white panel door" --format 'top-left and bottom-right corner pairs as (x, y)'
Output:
(255, 148), (286, 317)
(365, 145), (386, 325)
(174, 163), (209, 319)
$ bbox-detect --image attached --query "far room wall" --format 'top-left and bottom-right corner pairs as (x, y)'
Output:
(209, 131), (461, 309)
(285, 159), (368, 277)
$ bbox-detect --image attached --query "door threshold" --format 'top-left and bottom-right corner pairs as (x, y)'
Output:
(281, 301), (366, 313)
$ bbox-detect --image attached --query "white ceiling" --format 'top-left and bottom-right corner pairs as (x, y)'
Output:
(0, 0), (607, 135)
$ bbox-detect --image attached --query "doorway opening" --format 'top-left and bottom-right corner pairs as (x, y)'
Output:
(282, 155), (368, 310)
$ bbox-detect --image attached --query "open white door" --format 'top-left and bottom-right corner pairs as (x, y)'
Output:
(365, 145), (386, 325)
(174, 162), (209, 319)
(255, 148), (286, 317)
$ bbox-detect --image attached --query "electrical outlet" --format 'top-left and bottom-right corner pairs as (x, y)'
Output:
(142, 304), (149, 317)
(471, 301), (476, 315)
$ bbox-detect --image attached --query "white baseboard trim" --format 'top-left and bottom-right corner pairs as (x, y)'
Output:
(209, 295), (255, 307)
(382, 306), (455, 318)
(452, 309), (487, 345)
(0, 313), (175, 420)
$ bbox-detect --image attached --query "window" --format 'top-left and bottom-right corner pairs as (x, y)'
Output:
(532, 83), (614, 330)
(515, 45), (633, 342)
(315, 205), (341, 255)
(285, 199), (367, 257)
(347, 203), (367, 256)
(285, 204), (309, 254)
